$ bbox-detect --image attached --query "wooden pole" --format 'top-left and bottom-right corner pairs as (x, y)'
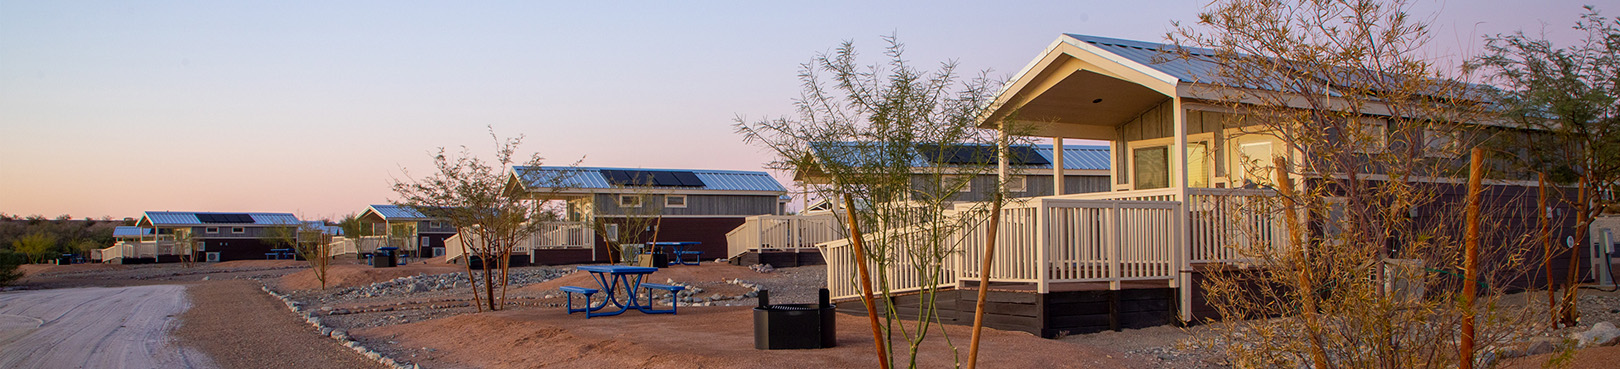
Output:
(1561, 177), (1589, 327)
(1539, 172), (1554, 327)
(968, 127), (1010, 369)
(843, 196), (890, 369)
(1273, 156), (1327, 369)
(1460, 147), (1484, 369)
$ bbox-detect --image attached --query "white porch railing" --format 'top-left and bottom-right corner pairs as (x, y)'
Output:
(443, 222), (595, 262)
(725, 214), (841, 259)
(820, 188), (1288, 301)
(96, 241), (189, 262)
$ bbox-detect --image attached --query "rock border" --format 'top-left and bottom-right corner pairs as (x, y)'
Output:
(262, 286), (417, 369)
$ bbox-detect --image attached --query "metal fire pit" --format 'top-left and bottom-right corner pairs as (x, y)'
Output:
(753, 288), (836, 350)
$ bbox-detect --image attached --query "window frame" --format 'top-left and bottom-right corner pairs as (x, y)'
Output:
(1004, 175), (1027, 193)
(231, 227), (245, 234)
(1351, 117), (1388, 154)
(618, 195), (643, 208)
(205, 227), (218, 234)
(664, 194), (687, 208)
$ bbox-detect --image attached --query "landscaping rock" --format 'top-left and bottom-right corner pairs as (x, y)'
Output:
(1572, 321), (1620, 348)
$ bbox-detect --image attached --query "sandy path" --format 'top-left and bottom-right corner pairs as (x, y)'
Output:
(177, 280), (386, 369)
(0, 285), (214, 369)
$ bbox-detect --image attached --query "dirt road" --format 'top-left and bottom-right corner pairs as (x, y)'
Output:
(0, 285), (215, 369)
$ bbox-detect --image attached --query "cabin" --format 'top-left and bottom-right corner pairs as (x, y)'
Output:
(819, 34), (1590, 338)
(727, 143), (1115, 267)
(356, 204), (457, 259)
(96, 211), (301, 263)
(500, 166), (789, 265)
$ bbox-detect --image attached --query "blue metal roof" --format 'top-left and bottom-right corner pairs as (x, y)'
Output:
(1063, 34), (1223, 84)
(514, 166), (788, 193)
(140, 211), (300, 226)
(810, 142), (1110, 171)
(366, 205), (432, 220)
(112, 226), (150, 237)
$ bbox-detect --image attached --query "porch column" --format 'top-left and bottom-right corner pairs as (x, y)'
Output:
(1052, 137), (1065, 195)
(1172, 97), (1194, 323)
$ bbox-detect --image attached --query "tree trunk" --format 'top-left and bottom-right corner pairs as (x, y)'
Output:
(1275, 157), (1328, 369)
(843, 196), (890, 369)
(1540, 173), (1554, 327)
(1460, 147), (1484, 369)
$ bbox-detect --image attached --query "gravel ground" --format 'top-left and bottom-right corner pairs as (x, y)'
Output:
(177, 280), (386, 369)
(0, 285), (213, 369)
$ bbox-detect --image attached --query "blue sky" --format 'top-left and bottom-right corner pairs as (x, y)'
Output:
(0, 0), (1603, 220)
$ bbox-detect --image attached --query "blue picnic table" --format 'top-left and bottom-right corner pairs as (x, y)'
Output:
(567, 265), (677, 318)
(267, 248), (294, 260)
(649, 241), (702, 266)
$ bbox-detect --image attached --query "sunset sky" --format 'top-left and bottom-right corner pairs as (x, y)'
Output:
(0, 0), (1600, 221)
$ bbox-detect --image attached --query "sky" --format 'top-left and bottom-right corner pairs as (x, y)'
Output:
(0, 0), (1605, 221)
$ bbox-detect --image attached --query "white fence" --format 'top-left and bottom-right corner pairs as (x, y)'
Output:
(95, 241), (188, 262)
(725, 214), (841, 259)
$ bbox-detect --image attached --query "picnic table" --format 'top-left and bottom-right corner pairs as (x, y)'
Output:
(649, 241), (702, 266)
(568, 265), (674, 318)
(267, 248), (294, 260)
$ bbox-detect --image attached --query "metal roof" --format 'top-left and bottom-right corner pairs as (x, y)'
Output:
(112, 226), (150, 237)
(1063, 34), (1224, 85)
(365, 205), (433, 220)
(810, 142), (1110, 172)
(140, 211), (300, 226)
(514, 166), (788, 193)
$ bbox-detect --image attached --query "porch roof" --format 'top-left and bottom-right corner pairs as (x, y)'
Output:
(512, 166), (787, 194)
(363, 204), (436, 221)
(808, 142), (1109, 171)
(112, 226), (150, 237)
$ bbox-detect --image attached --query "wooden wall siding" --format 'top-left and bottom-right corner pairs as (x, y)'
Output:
(1119, 100), (1176, 142)
(1304, 179), (1591, 290)
(416, 220), (457, 234)
(587, 217), (746, 263)
(591, 194), (776, 216)
(188, 226), (291, 239)
(908, 174), (1111, 202)
(729, 250), (826, 267)
(195, 239), (277, 262)
(530, 248), (595, 265)
(834, 288), (1177, 338)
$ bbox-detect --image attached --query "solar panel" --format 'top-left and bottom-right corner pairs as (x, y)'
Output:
(599, 170), (705, 187)
(197, 213), (254, 224)
(671, 171), (705, 187)
(917, 144), (1050, 166)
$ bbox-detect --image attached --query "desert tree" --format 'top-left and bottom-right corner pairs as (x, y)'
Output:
(392, 126), (547, 312)
(266, 220), (337, 289)
(586, 183), (669, 266)
(1170, 0), (1542, 367)
(12, 232), (55, 264)
(1468, 5), (1619, 327)
(735, 35), (1025, 369)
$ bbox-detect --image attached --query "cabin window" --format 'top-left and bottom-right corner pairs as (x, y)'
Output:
(428, 221), (441, 229)
(1005, 176), (1027, 193)
(231, 227), (245, 234)
(946, 175), (973, 193)
(1237, 141), (1275, 187)
(1423, 128), (1461, 158)
(619, 195), (642, 208)
(1352, 117), (1388, 154)
(1188, 142), (1211, 188)
(665, 195), (687, 208)
(605, 224), (620, 241)
(205, 227), (218, 234)
(1133, 146), (1170, 190)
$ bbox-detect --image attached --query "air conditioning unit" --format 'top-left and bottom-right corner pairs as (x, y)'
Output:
(205, 252), (221, 263)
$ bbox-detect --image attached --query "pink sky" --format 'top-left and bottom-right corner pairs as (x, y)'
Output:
(0, 0), (1599, 221)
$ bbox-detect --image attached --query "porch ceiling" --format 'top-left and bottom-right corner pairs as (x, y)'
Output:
(1013, 70), (1170, 131)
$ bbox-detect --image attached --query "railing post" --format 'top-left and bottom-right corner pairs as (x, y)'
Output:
(1036, 199), (1050, 293)
(1109, 202), (1122, 290)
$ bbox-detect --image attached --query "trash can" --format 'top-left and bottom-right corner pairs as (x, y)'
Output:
(374, 247), (398, 268)
(754, 289), (837, 349)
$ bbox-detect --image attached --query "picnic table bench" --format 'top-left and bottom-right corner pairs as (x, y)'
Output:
(563, 265), (684, 318)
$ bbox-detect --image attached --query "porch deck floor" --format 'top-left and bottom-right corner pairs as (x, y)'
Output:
(958, 279), (1171, 293)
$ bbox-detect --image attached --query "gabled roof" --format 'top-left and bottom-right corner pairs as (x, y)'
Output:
(112, 226), (150, 237)
(138, 211), (299, 227)
(1061, 34), (1223, 85)
(513, 166), (788, 194)
(304, 221), (344, 236)
(362, 204), (436, 221)
(808, 142), (1110, 171)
